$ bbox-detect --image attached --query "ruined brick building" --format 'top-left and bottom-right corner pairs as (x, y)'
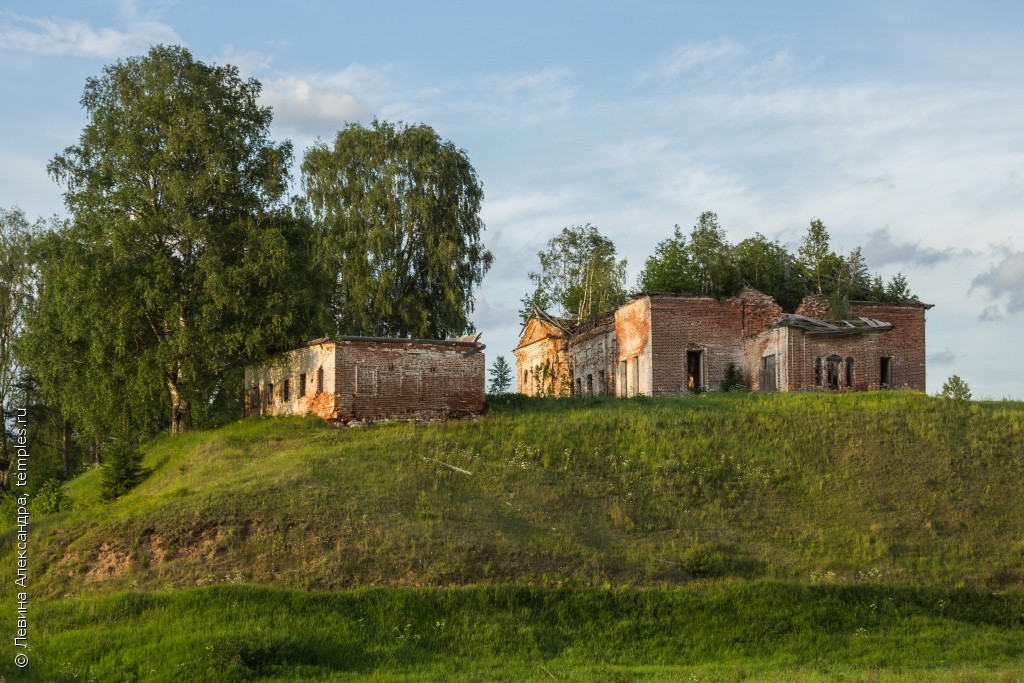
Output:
(245, 335), (486, 422)
(514, 287), (930, 396)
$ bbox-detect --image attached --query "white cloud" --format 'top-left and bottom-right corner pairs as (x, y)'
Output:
(971, 251), (1024, 316)
(261, 76), (369, 136)
(212, 45), (274, 74)
(0, 12), (181, 57)
(642, 39), (744, 81)
(929, 349), (957, 366)
(863, 226), (960, 267)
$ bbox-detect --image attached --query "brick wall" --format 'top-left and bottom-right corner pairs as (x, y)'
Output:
(244, 342), (338, 419)
(736, 287), (784, 337)
(511, 290), (927, 397)
(745, 327), (791, 391)
(334, 339), (485, 420)
(246, 338), (485, 422)
(615, 298), (653, 396)
(513, 318), (571, 396)
(646, 294), (746, 394)
(567, 314), (617, 396)
(795, 294), (832, 319)
(849, 301), (928, 390)
(784, 329), (893, 391)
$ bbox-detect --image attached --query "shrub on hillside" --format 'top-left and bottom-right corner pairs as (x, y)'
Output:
(101, 440), (150, 501)
(31, 479), (72, 515)
(679, 537), (719, 577)
(941, 375), (972, 402)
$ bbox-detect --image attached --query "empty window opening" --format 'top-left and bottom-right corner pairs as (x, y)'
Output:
(826, 355), (841, 390)
(298, 373), (306, 398)
(760, 355), (777, 392)
(598, 370), (606, 395)
(845, 357), (854, 388)
(686, 350), (703, 391)
(814, 357), (823, 387)
(586, 374), (594, 396)
(880, 357), (892, 388)
(317, 367), (324, 393)
(283, 378), (290, 401)
(575, 377), (582, 395)
(267, 383), (274, 404)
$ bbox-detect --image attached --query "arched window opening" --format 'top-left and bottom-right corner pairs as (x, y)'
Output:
(826, 354), (842, 390)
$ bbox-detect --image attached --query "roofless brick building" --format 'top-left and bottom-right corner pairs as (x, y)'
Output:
(245, 336), (486, 422)
(514, 287), (930, 397)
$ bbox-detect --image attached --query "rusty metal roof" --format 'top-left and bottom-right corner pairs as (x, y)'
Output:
(773, 314), (893, 335)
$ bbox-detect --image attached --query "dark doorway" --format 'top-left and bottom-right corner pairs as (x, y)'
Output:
(686, 350), (703, 391)
(760, 355), (777, 392)
(880, 357), (892, 388)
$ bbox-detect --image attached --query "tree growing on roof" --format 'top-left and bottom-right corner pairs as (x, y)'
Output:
(520, 224), (627, 323)
(734, 233), (800, 308)
(302, 120), (493, 339)
(638, 212), (739, 297)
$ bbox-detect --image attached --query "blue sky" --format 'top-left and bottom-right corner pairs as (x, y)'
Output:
(3, 1), (1023, 397)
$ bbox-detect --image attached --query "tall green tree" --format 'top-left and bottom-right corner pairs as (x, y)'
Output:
(687, 211), (740, 296)
(797, 219), (843, 295)
(734, 233), (787, 294)
(884, 272), (915, 301)
(302, 120), (493, 339)
(520, 224), (627, 322)
(38, 45), (320, 435)
(487, 356), (513, 394)
(0, 208), (37, 488)
(637, 212), (738, 297)
(637, 226), (691, 293)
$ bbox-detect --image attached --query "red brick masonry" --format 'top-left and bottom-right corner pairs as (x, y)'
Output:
(515, 288), (930, 396)
(245, 337), (485, 422)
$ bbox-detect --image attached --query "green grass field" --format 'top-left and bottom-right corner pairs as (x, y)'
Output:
(8, 583), (1024, 681)
(2, 392), (1023, 680)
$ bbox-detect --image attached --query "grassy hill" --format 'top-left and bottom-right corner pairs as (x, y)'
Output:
(4, 392), (1024, 680)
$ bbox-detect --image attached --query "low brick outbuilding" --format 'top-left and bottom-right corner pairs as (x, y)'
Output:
(515, 288), (930, 396)
(245, 336), (486, 422)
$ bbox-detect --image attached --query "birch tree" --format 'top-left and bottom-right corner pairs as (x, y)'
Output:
(40, 45), (318, 434)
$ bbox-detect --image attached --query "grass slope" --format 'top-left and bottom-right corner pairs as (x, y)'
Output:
(3, 392), (1024, 679)
(8, 584), (1024, 681)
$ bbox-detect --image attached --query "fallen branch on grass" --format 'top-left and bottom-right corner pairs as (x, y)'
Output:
(421, 456), (472, 475)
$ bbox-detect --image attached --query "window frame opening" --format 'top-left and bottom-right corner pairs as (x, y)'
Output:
(826, 354), (842, 390)
(880, 356), (892, 388)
